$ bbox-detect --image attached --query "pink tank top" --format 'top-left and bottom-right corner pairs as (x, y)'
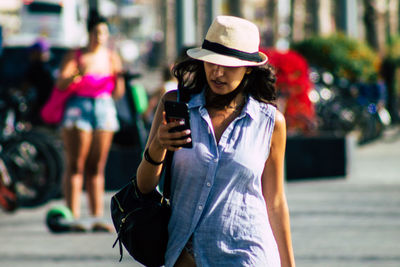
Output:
(73, 49), (117, 98)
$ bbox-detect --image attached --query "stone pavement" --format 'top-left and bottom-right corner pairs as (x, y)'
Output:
(287, 126), (400, 267)
(0, 126), (399, 267)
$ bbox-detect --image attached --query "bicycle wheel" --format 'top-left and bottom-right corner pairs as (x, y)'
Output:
(3, 134), (58, 207)
(24, 130), (64, 199)
(0, 155), (18, 212)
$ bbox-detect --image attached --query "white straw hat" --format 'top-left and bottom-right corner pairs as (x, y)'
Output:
(187, 15), (268, 67)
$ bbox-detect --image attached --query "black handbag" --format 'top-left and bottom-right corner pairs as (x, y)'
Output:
(111, 150), (174, 267)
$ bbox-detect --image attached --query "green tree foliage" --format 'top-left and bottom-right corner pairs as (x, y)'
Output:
(291, 34), (380, 82)
(386, 36), (400, 63)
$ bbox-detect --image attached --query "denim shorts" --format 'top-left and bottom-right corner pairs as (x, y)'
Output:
(62, 95), (119, 132)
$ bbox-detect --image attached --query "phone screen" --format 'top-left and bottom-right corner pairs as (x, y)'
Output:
(164, 101), (192, 148)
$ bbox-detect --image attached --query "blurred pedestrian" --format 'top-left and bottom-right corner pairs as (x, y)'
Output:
(22, 38), (55, 125)
(57, 10), (124, 231)
(136, 16), (295, 266)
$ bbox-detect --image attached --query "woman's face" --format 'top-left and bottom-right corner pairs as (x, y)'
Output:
(204, 62), (248, 95)
(89, 23), (109, 45)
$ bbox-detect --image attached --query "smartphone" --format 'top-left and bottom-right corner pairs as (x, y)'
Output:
(164, 100), (193, 148)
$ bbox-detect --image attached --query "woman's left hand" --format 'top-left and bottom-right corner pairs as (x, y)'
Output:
(111, 52), (125, 100)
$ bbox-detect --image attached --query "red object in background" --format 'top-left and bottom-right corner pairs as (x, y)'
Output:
(0, 158), (17, 212)
(261, 48), (316, 135)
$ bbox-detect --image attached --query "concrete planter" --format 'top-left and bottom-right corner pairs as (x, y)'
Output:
(285, 134), (355, 180)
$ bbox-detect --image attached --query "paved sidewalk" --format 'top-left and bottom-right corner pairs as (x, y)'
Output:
(287, 127), (400, 267)
(0, 195), (139, 267)
(0, 127), (399, 266)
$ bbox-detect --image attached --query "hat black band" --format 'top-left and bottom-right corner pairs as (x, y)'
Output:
(202, 39), (262, 63)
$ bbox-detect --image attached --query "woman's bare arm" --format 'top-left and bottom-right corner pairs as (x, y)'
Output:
(56, 50), (81, 90)
(111, 51), (125, 100)
(262, 110), (295, 267)
(136, 91), (192, 193)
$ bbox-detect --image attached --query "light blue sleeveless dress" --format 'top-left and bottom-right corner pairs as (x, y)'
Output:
(165, 91), (280, 266)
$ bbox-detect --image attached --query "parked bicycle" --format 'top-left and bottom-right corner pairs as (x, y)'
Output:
(0, 88), (64, 210)
(309, 67), (391, 144)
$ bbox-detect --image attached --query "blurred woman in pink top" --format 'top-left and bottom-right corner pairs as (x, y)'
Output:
(56, 10), (125, 231)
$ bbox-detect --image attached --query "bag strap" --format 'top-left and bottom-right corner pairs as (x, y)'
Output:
(161, 150), (173, 199)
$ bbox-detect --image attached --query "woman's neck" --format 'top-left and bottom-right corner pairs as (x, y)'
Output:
(206, 90), (245, 113)
(205, 86), (246, 112)
(87, 42), (103, 53)
(226, 94), (245, 112)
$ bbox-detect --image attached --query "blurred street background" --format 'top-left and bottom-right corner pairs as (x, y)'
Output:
(0, 0), (400, 266)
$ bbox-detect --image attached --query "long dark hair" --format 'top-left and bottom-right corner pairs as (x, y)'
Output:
(172, 58), (277, 107)
(87, 9), (108, 33)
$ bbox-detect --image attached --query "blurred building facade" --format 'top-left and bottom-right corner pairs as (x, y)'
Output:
(145, 0), (400, 66)
(2, 1), (400, 66)
(0, 1), (22, 42)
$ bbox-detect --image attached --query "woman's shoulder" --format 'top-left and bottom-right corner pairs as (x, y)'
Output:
(161, 89), (178, 102)
(272, 109), (286, 134)
(274, 109), (285, 124)
(108, 48), (121, 59)
(251, 99), (277, 120)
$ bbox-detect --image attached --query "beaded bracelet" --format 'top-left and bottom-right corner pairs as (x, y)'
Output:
(144, 148), (164, 165)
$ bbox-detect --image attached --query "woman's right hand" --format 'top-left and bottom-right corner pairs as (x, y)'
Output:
(154, 113), (192, 151)
(56, 50), (82, 90)
(71, 70), (82, 83)
(137, 92), (187, 193)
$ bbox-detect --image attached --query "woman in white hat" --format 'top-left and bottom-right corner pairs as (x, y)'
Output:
(137, 16), (295, 266)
